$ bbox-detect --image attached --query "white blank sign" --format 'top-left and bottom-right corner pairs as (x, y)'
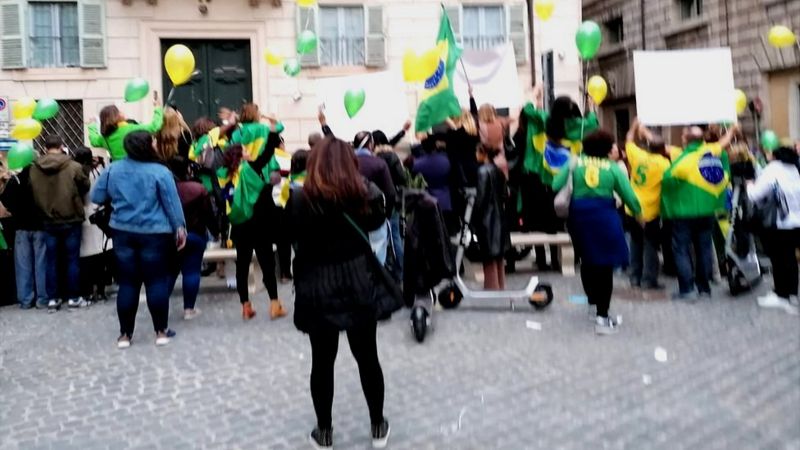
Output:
(634, 48), (736, 126)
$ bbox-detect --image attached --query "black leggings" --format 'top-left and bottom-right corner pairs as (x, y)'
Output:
(232, 222), (278, 302)
(763, 228), (800, 299)
(581, 264), (613, 318)
(309, 322), (384, 429)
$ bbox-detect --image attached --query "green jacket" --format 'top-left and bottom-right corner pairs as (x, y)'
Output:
(552, 155), (641, 216)
(88, 107), (164, 161)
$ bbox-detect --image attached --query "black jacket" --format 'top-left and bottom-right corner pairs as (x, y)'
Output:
(377, 151), (408, 205)
(0, 167), (43, 231)
(288, 181), (401, 333)
(403, 190), (455, 306)
(473, 162), (510, 260)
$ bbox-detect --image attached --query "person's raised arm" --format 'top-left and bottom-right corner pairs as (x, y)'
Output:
(87, 122), (105, 148)
(718, 123), (740, 150)
(533, 83), (544, 110)
(389, 120), (412, 146)
(626, 117), (640, 143)
(138, 97), (164, 133)
(318, 107), (333, 137)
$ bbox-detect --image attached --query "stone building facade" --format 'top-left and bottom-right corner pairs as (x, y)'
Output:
(0, 0), (583, 151)
(582, 0), (800, 144)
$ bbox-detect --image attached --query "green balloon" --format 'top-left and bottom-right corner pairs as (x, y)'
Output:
(124, 78), (150, 103)
(32, 98), (59, 121)
(761, 130), (780, 152)
(297, 30), (318, 55)
(344, 88), (366, 118)
(575, 21), (602, 60)
(284, 59), (301, 77)
(6, 142), (35, 170)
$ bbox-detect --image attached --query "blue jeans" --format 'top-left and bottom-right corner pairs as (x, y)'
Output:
(44, 224), (82, 301)
(114, 230), (175, 337)
(672, 217), (714, 295)
(173, 232), (207, 310)
(389, 212), (404, 283)
(14, 230), (48, 307)
(629, 219), (661, 287)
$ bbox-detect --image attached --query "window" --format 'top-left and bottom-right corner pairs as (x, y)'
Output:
(462, 6), (506, 50)
(318, 6), (365, 66)
(679, 0), (703, 19)
(32, 100), (84, 153)
(604, 17), (624, 44)
(29, 1), (80, 68)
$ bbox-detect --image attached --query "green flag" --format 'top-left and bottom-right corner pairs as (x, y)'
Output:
(414, 8), (463, 132)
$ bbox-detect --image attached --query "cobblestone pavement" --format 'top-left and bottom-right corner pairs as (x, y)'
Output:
(1, 269), (799, 450)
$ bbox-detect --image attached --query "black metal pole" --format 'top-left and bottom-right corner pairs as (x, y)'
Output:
(527, 0), (536, 85)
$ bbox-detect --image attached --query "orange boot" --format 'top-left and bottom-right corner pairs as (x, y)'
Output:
(242, 301), (256, 320)
(269, 299), (287, 320)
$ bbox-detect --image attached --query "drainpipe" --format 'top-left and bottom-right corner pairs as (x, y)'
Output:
(640, 0), (646, 50)
(528, 0), (536, 85)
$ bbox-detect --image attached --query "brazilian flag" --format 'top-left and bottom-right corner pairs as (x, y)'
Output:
(414, 8), (463, 132)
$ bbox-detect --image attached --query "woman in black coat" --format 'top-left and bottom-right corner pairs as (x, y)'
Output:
(473, 144), (511, 290)
(288, 137), (399, 450)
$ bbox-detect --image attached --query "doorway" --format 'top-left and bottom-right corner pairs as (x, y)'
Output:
(160, 39), (253, 126)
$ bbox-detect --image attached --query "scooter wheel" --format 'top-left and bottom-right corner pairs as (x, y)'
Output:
(529, 284), (554, 310)
(727, 269), (747, 296)
(411, 307), (428, 343)
(438, 284), (462, 309)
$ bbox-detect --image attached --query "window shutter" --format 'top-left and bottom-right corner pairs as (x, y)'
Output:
(79, 0), (106, 68)
(0, 0), (27, 69)
(444, 5), (462, 44)
(364, 6), (385, 68)
(507, 3), (528, 65)
(297, 5), (320, 68)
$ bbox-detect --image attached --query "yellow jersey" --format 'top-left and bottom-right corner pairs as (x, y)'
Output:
(626, 142), (671, 222)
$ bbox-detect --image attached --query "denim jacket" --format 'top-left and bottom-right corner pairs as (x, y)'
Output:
(91, 159), (186, 235)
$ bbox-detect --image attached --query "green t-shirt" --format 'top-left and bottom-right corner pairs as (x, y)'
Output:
(88, 107), (164, 161)
(552, 155), (642, 216)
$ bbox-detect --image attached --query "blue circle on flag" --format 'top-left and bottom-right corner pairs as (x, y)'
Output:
(698, 152), (724, 184)
(424, 61), (445, 89)
(544, 141), (571, 171)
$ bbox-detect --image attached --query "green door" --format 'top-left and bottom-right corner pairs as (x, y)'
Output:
(160, 39), (253, 127)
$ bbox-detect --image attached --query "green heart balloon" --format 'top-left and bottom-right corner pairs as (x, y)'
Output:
(576, 21), (602, 60)
(761, 130), (780, 152)
(124, 78), (150, 103)
(297, 30), (318, 55)
(344, 88), (366, 118)
(32, 98), (59, 121)
(284, 59), (301, 77)
(6, 142), (35, 170)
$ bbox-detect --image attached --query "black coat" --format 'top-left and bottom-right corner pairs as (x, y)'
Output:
(288, 181), (401, 333)
(473, 162), (510, 260)
(403, 190), (455, 306)
(0, 167), (43, 231)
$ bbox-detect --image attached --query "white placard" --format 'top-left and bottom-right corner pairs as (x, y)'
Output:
(634, 48), (736, 126)
(315, 71), (409, 141)
(453, 43), (523, 110)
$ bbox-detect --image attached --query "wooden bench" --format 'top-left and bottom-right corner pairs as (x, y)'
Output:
(509, 232), (575, 276)
(202, 248), (263, 295)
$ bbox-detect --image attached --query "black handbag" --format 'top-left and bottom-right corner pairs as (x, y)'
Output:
(89, 165), (114, 236)
(748, 183), (788, 230)
(343, 213), (403, 321)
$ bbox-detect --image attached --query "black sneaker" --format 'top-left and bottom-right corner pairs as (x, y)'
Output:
(371, 419), (390, 449)
(47, 299), (62, 313)
(308, 427), (333, 449)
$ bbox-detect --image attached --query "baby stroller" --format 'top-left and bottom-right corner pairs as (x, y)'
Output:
(403, 189), (456, 342)
(725, 174), (763, 295)
(436, 188), (554, 312)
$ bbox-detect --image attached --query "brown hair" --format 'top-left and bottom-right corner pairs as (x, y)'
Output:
(304, 137), (367, 207)
(155, 107), (190, 161)
(99, 105), (124, 137)
(239, 103), (260, 123)
(192, 117), (216, 139)
(478, 104), (497, 124)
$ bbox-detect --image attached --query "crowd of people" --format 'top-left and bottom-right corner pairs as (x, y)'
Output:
(1, 82), (799, 449)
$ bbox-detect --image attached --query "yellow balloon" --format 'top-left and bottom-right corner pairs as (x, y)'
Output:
(534, 0), (555, 21)
(11, 118), (43, 140)
(402, 47), (442, 82)
(264, 49), (284, 67)
(768, 25), (797, 49)
(297, 0), (316, 7)
(12, 97), (36, 120)
(734, 89), (747, 116)
(164, 44), (196, 86)
(587, 75), (608, 105)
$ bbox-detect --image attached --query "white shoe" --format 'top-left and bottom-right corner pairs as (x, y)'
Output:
(184, 308), (202, 320)
(595, 315), (621, 335)
(117, 336), (131, 349)
(757, 293), (799, 315)
(155, 335), (170, 346)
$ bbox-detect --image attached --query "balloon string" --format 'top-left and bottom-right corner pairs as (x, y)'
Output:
(580, 59), (588, 140)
